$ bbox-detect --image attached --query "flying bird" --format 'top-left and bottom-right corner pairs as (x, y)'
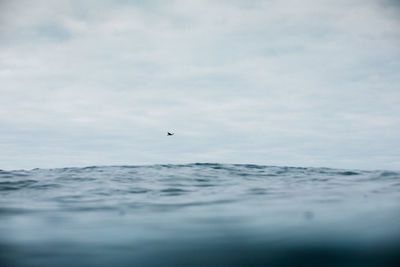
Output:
(167, 132), (174, 136)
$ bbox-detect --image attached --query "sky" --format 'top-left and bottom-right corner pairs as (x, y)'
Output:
(1, 0), (400, 170)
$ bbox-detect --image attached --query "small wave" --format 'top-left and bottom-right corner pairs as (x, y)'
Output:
(0, 180), (37, 191)
(339, 171), (360, 176)
(0, 170), (15, 179)
(128, 188), (151, 194)
(56, 176), (98, 182)
(29, 183), (62, 190)
(105, 188), (151, 195)
(139, 199), (237, 211)
(160, 188), (190, 196)
(160, 188), (189, 193)
(240, 164), (266, 169)
(119, 165), (141, 169)
(193, 163), (220, 167)
(0, 207), (33, 215)
(82, 166), (101, 170)
(379, 171), (400, 178)
(248, 188), (267, 195)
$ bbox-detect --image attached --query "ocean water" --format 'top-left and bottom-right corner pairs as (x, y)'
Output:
(0, 163), (399, 266)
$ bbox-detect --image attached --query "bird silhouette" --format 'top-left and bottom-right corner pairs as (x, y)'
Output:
(167, 132), (174, 136)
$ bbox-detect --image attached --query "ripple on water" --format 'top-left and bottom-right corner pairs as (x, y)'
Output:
(338, 171), (360, 176)
(0, 180), (38, 191)
(160, 188), (190, 196)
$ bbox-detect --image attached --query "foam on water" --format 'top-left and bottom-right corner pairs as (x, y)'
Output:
(1, 164), (400, 266)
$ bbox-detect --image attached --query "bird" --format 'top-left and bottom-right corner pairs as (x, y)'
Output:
(167, 132), (174, 136)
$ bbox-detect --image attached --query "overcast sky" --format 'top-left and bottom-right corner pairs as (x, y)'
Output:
(1, 0), (400, 170)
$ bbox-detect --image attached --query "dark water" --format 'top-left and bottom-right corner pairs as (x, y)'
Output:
(1, 163), (400, 266)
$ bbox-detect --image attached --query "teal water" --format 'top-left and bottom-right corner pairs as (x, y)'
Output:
(1, 163), (399, 266)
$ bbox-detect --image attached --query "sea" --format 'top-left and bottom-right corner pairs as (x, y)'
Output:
(1, 163), (399, 266)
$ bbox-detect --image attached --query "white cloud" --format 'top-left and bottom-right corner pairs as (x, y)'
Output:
(1, 0), (400, 170)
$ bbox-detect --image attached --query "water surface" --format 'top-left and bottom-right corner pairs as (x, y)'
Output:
(1, 163), (399, 266)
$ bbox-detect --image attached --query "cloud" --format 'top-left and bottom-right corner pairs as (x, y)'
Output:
(1, 0), (400, 170)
